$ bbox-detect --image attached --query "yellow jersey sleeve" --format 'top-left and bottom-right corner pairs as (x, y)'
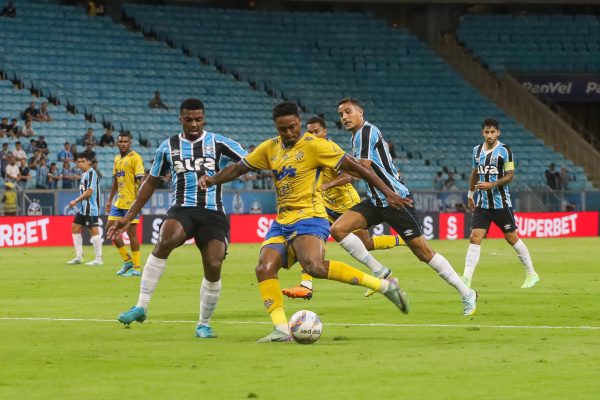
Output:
(315, 137), (345, 171)
(242, 138), (272, 171)
(112, 155), (118, 176)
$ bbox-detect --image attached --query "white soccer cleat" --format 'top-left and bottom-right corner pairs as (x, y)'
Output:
(462, 289), (478, 316)
(85, 259), (104, 266)
(521, 273), (540, 289)
(66, 257), (84, 265)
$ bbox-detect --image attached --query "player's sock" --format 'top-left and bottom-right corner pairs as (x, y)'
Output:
(198, 277), (222, 327)
(373, 235), (405, 249)
(258, 279), (289, 334)
(131, 250), (141, 269)
(512, 239), (536, 274)
(338, 233), (388, 277)
(428, 253), (471, 297)
(327, 260), (384, 293)
(72, 233), (83, 259)
(136, 254), (167, 311)
(300, 271), (313, 290)
(116, 245), (131, 262)
(463, 243), (481, 281)
(90, 235), (103, 262)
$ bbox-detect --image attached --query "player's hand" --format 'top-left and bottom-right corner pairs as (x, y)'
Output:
(321, 182), (331, 191)
(106, 218), (131, 240)
(104, 203), (111, 214)
(386, 192), (413, 209)
(476, 182), (494, 190)
(467, 197), (475, 211)
(68, 200), (77, 208)
(198, 175), (214, 190)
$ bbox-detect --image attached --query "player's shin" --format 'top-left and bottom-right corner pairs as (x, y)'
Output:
(72, 233), (83, 259)
(136, 254), (167, 311)
(131, 250), (141, 269)
(373, 235), (404, 250)
(428, 253), (471, 297)
(258, 279), (289, 334)
(338, 233), (389, 277)
(199, 278), (222, 327)
(326, 260), (385, 293)
(463, 243), (481, 282)
(116, 245), (131, 262)
(90, 235), (103, 262)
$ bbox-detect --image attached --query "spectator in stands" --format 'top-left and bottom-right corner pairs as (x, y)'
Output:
(433, 171), (444, 191)
(387, 141), (397, 160)
(0, 1), (16, 18)
(36, 102), (52, 122)
(87, 0), (97, 16)
(18, 163), (31, 186)
(2, 181), (17, 215)
(148, 91), (169, 110)
(240, 170), (258, 190)
(544, 163), (560, 190)
(92, 160), (102, 181)
(12, 141), (27, 167)
(60, 160), (77, 189)
(0, 142), (11, 178)
(19, 120), (35, 138)
(48, 162), (61, 189)
(99, 128), (115, 147)
(8, 118), (19, 137)
(70, 144), (79, 160)
(5, 155), (20, 183)
(81, 142), (97, 162)
(559, 166), (573, 191)
(444, 171), (458, 190)
(22, 102), (39, 121)
(28, 149), (44, 170)
(57, 142), (74, 162)
(36, 158), (49, 189)
(80, 127), (96, 147)
(0, 117), (10, 137)
(36, 135), (49, 156)
(24, 138), (37, 154)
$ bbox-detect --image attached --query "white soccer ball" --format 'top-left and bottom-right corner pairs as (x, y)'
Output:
(288, 310), (323, 344)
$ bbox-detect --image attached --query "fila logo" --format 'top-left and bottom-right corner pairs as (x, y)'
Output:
(478, 165), (499, 175)
(173, 157), (215, 174)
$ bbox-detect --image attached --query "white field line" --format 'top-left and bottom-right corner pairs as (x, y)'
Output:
(0, 316), (599, 330)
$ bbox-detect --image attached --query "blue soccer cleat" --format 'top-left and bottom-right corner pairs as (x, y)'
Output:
(123, 267), (142, 277)
(118, 306), (146, 325)
(195, 324), (217, 338)
(116, 261), (133, 276)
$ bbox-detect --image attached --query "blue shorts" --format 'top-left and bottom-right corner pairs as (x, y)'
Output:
(108, 205), (140, 223)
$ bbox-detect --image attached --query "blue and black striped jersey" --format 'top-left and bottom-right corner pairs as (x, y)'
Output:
(472, 141), (514, 209)
(78, 168), (100, 216)
(150, 131), (247, 212)
(351, 122), (410, 207)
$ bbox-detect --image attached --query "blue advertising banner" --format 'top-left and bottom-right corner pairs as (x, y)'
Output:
(516, 74), (600, 101)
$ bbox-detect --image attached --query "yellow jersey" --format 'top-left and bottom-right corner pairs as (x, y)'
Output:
(112, 150), (145, 209)
(242, 132), (345, 225)
(322, 166), (360, 214)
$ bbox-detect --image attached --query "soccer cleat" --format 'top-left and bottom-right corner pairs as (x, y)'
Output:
(123, 267), (142, 277)
(382, 277), (410, 314)
(462, 289), (478, 316)
(282, 285), (313, 300)
(521, 273), (540, 289)
(256, 329), (292, 343)
(116, 261), (133, 276)
(66, 257), (84, 265)
(195, 324), (217, 339)
(85, 259), (104, 266)
(462, 275), (472, 288)
(118, 306), (146, 325)
(365, 269), (392, 298)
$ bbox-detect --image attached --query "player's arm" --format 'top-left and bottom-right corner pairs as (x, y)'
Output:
(322, 172), (352, 191)
(476, 170), (514, 191)
(467, 168), (478, 210)
(105, 176), (118, 214)
(338, 155), (413, 208)
(201, 161), (251, 188)
(68, 188), (94, 207)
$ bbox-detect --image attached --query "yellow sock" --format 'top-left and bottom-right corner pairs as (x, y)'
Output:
(327, 260), (381, 292)
(131, 251), (141, 268)
(117, 246), (131, 262)
(373, 235), (405, 249)
(258, 279), (288, 331)
(301, 272), (313, 283)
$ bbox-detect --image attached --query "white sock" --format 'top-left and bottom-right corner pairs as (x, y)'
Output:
(90, 235), (103, 261)
(136, 254), (167, 311)
(512, 239), (536, 274)
(463, 244), (481, 281)
(198, 278), (222, 326)
(338, 233), (388, 277)
(300, 270), (313, 290)
(428, 253), (471, 297)
(72, 233), (83, 259)
(377, 277), (390, 294)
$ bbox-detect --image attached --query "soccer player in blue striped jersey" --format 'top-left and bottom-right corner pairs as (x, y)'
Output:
(108, 98), (247, 339)
(66, 154), (103, 266)
(463, 118), (540, 289)
(331, 97), (477, 316)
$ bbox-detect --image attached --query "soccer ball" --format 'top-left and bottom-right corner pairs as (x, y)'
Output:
(288, 310), (323, 344)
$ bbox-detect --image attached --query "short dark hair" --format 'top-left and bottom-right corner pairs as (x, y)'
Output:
(118, 132), (132, 140)
(307, 116), (326, 129)
(272, 101), (299, 120)
(337, 97), (361, 107)
(77, 154), (91, 162)
(180, 98), (205, 113)
(482, 118), (499, 129)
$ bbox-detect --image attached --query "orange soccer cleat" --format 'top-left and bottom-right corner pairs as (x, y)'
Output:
(282, 285), (313, 300)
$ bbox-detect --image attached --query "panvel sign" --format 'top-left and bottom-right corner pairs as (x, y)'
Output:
(516, 74), (600, 101)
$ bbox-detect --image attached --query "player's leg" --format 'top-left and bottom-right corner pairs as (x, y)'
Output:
(85, 222), (103, 265)
(67, 217), (84, 264)
(293, 233), (409, 314)
(121, 222), (142, 276)
(462, 207), (489, 287)
(117, 215), (188, 325)
(499, 210), (539, 288)
(354, 229), (406, 251)
(107, 218), (132, 273)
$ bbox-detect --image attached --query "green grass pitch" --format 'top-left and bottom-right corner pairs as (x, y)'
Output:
(1, 238), (599, 399)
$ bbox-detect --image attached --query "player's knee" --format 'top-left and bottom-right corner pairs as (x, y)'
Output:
(299, 260), (326, 278)
(255, 260), (278, 280)
(330, 222), (347, 241)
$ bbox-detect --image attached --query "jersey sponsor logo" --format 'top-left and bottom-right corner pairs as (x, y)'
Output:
(173, 157), (215, 174)
(115, 170), (126, 177)
(477, 165), (499, 175)
(273, 166), (296, 181)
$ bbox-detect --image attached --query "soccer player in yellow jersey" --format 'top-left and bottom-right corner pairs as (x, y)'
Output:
(201, 102), (413, 342)
(105, 132), (145, 277)
(282, 116), (406, 300)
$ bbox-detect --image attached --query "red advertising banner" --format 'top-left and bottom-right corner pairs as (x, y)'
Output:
(0, 216), (73, 247)
(229, 214), (277, 243)
(439, 213), (465, 240)
(486, 212), (599, 238)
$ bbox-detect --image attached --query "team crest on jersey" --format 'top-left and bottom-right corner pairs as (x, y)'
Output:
(305, 136), (314, 141)
(205, 145), (213, 153)
(295, 151), (304, 161)
(170, 150), (181, 157)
